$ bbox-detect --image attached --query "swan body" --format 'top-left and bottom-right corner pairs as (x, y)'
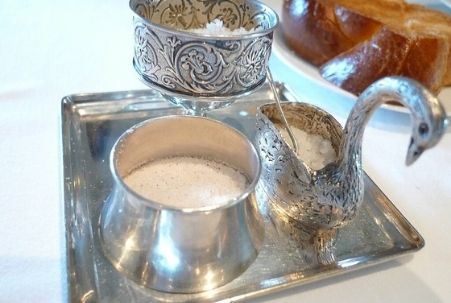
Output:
(256, 76), (448, 231)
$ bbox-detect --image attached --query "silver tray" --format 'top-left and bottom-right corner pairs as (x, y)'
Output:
(62, 83), (424, 302)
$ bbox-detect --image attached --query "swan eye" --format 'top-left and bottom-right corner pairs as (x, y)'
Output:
(418, 123), (429, 136)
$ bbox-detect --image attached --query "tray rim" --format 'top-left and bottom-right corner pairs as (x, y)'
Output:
(61, 84), (425, 303)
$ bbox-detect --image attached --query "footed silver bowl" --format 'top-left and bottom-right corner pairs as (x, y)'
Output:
(99, 115), (264, 293)
(130, 0), (279, 113)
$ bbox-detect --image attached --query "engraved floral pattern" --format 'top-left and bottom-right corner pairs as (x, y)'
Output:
(163, 3), (191, 28)
(134, 24), (161, 81)
(218, 6), (239, 27)
(236, 38), (272, 87)
(131, 0), (277, 96)
(180, 49), (219, 82)
(202, 0), (242, 28)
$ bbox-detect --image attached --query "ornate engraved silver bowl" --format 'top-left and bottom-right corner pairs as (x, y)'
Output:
(99, 115), (264, 293)
(130, 0), (279, 113)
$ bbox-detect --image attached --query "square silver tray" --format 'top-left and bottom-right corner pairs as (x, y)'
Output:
(62, 83), (424, 302)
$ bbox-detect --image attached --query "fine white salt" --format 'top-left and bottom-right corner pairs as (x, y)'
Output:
(124, 156), (248, 208)
(277, 125), (337, 170)
(188, 19), (255, 35)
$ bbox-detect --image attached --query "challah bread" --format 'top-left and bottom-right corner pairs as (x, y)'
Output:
(282, 0), (381, 65)
(282, 0), (451, 95)
(320, 27), (449, 94)
(403, 3), (451, 86)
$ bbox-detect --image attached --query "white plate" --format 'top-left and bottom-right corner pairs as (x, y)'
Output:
(268, 1), (451, 115)
(439, 0), (451, 9)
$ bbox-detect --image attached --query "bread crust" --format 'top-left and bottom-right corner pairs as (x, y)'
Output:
(281, 0), (380, 65)
(320, 27), (448, 94)
(282, 0), (451, 94)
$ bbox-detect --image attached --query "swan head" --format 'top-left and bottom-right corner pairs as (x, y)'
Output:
(406, 103), (448, 166)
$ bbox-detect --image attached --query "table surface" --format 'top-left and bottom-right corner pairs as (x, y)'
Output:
(0, 0), (450, 302)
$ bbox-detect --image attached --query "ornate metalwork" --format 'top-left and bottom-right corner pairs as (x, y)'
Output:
(130, 0), (278, 97)
(256, 77), (448, 232)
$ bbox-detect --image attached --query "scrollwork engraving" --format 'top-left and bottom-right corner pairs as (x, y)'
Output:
(131, 0), (276, 96)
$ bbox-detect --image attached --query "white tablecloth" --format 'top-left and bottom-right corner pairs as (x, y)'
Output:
(0, 0), (450, 302)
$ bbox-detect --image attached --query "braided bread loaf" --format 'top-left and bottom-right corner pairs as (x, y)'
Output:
(282, 0), (451, 95)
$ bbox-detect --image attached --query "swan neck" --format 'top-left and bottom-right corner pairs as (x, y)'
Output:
(338, 78), (424, 167)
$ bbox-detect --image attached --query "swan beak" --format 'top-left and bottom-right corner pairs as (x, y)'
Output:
(406, 138), (424, 166)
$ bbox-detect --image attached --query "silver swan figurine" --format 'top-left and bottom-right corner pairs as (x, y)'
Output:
(256, 76), (448, 232)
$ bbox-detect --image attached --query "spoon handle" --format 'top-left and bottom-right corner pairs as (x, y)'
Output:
(266, 69), (299, 155)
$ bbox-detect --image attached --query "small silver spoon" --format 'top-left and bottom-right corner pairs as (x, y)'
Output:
(266, 69), (299, 155)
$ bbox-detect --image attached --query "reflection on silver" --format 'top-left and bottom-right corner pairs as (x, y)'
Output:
(130, 0), (278, 113)
(62, 84), (426, 302)
(256, 77), (448, 233)
(99, 115), (264, 293)
(257, 183), (337, 265)
(80, 290), (95, 303)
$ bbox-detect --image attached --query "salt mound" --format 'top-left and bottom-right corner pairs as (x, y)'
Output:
(277, 125), (337, 170)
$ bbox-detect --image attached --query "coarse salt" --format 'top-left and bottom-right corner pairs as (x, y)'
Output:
(188, 19), (255, 35)
(124, 156), (248, 209)
(277, 125), (337, 170)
